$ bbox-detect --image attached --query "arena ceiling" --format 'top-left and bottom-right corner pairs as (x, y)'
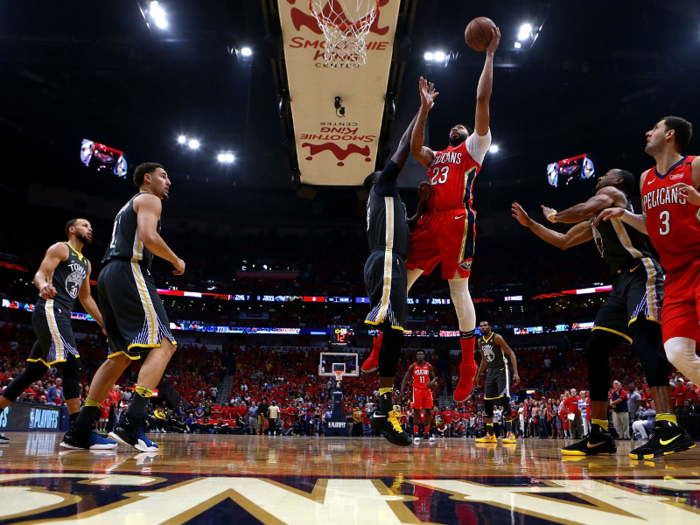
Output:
(1, 0), (699, 213)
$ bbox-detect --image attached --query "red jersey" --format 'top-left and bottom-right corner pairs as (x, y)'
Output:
(425, 133), (490, 210)
(642, 156), (700, 273)
(412, 362), (430, 390)
(442, 410), (452, 424)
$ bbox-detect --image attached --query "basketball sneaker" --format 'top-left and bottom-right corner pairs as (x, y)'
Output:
(502, 432), (516, 444)
(428, 434), (436, 443)
(561, 430), (616, 456)
(0, 434), (9, 444)
(60, 430), (118, 450)
(476, 433), (497, 444)
(109, 415), (159, 453)
(369, 408), (411, 447)
(413, 436), (421, 445)
(361, 333), (382, 374)
(629, 422), (695, 460)
(453, 362), (477, 403)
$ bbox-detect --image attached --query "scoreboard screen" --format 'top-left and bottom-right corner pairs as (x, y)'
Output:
(331, 326), (350, 346)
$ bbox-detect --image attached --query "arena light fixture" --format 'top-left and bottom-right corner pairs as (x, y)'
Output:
(424, 52), (435, 61)
(434, 51), (446, 62)
(149, 1), (168, 29)
(489, 145), (499, 153)
(188, 139), (200, 149)
(518, 23), (532, 41)
(217, 152), (235, 163)
(241, 47), (252, 57)
(177, 135), (187, 144)
(514, 41), (522, 49)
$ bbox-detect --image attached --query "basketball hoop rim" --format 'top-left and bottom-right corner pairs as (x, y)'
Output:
(309, 0), (379, 31)
(333, 370), (345, 381)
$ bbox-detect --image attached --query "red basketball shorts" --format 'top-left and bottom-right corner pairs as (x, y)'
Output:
(406, 207), (475, 279)
(413, 388), (433, 410)
(662, 260), (700, 343)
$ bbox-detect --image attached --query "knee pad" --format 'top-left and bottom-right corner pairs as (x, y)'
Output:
(629, 320), (668, 388)
(61, 356), (82, 400)
(484, 398), (495, 417)
(377, 327), (404, 378)
(585, 329), (621, 402)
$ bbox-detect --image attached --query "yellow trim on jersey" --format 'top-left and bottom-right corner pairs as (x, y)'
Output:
(364, 319), (406, 334)
(611, 218), (644, 258)
(377, 196), (394, 322)
(27, 358), (50, 367)
(484, 396), (502, 400)
(108, 350), (141, 361)
(131, 261), (157, 346)
(482, 332), (495, 344)
(65, 242), (83, 262)
(629, 316), (662, 326)
(592, 326), (633, 344)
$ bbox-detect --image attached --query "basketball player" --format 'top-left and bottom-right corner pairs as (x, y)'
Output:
(474, 321), (518, 445)
(596, 116), (699, 457)
(364, 89), (436, 447)
(400, 350), (437, 444)
(407, 27), (500, 403)
(512, 167), (693, 459)
(0, 220), (115, 448)
(62, 163), (185, 452)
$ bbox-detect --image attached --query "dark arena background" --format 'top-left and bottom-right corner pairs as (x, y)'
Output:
(1, 1), (700, 524)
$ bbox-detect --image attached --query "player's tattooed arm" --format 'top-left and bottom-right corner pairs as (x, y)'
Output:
(474, 27), (500, 136)
(34, 243), (68, 300)
(543, 188), (618, 223)
(400, 363), (414, 394)
(78, 260), (105, 332)
(512, 203), (593, 250)
(135, 193), (186, 275)
(411, 77), (438, 168)
(497, 335), (520, 384)
(407, 182), (431, 233)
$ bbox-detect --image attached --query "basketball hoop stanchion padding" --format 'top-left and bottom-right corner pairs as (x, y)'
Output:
(310, 0), (379, 67)
(327, 370), (350, 436)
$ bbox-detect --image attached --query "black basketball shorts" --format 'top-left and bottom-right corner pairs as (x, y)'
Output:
(98, 259), (176, 360)
(364, 249), (407, 332)
(484, 367), (509, 400)
(593, 257), (663, 343)
(29, 301), (79, 366)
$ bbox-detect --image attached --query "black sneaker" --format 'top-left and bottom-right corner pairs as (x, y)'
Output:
(629, 422), (695, 460)
(109, 415), (159, 452)
(561, 431), (616, 456)
(369, 409), (411, 447)
(0, 434), (9, 444)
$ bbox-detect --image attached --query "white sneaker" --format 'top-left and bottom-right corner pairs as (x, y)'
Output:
(428, 435), (436, 442)
(162, 430), (167, 434)
(413, 437), (421, 445)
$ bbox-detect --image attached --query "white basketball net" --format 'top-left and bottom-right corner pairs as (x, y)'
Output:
(333, 369), (344, 382)
(310, 0), (379, 68)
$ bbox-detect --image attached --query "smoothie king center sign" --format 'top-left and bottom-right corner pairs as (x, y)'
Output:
(278, 0), (400, 186)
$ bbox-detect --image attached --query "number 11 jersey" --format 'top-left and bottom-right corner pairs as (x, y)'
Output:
(642, 156), (700, 274)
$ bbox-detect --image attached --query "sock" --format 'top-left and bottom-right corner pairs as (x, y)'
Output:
(459, 331), (476, 366)
(73, 399), (101, 434)
(656, 413), (677, 426)
(486, 423), (495, 436)
(505, 420), (512, 434)
(126, 385), (153, 418)
(413, 425), (419, 436)
(378, 387), (393, 414)
(591, 419), (608, 432)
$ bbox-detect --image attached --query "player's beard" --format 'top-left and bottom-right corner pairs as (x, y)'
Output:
(449, 132), (467, 147)
(76, 232), (92, 245)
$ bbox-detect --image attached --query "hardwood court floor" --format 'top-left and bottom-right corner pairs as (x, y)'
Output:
(0, 432), (699, 524)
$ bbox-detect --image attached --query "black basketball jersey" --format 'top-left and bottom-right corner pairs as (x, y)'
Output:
(591, 196), (655, 274)
(103, 192), (161, 269)
(38, 242), (89, 311)
(366, 161), (410, 259)
(479, 332), (507, 370)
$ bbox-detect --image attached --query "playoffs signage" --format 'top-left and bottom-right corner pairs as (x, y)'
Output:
(278, 0), (401, 185)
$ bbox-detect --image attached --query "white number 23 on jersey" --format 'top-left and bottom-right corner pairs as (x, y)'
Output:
(430, 166), (449, 185)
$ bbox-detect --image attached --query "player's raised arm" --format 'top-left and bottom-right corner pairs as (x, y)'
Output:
(411, 77), (438, 168)
(542, 187), (619, 224)
(34, 243), (68, 300)
(496, 334), (519, 385)
(512, 203), (593, 250)
(135, 194), (186, 275)
(78, 261), (105, 331)
(392, 82), (435, 169)
(474, 27), (500, 137)
(400, 363), (415, 394)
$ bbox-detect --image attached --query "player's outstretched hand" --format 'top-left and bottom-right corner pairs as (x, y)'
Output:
(511, 203), (532, 227)
(541, 205), (557, 223)
(39, 284), (57, 300)
(670, 182), (700, 206)
(418, 181), (431, 203)
(173, 257), (186, 276)
(418, 76), (439, 111)
(486, 27), (501, 55)
(592, 207), (624, 227)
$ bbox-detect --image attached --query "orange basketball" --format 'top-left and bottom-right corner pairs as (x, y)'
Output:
(465, 17), (496, 52)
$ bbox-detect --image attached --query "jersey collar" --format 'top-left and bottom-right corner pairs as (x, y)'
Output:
(654, 155), (688, 179)
(65, 242), (83, 261)
(483, 332), (494, 343)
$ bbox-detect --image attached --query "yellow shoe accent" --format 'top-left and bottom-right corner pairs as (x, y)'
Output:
(561, 449), (587, 456)
(502, 432), (516, 444)
(388, 411), (403, 433)
(476, 434), (497, 443)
